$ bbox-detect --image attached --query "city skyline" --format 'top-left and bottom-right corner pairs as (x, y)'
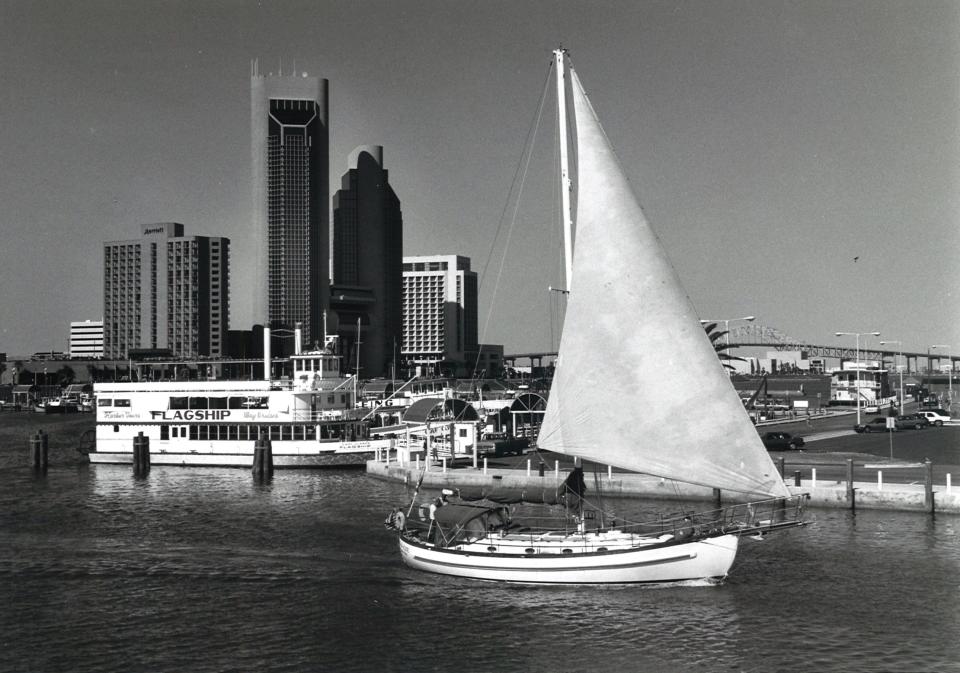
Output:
(1, 1), (958, 358)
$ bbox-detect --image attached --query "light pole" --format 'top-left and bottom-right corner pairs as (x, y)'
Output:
(931, 344), (952, 409)
(879, 340), (904, 410)
(699, 315), (756, 347)
(836, 331), (880, 425)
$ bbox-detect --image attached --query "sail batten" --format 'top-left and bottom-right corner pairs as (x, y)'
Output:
(537, 68), (790, 500)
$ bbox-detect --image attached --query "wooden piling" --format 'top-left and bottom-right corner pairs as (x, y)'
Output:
(793, 470), (801, 487)
(924, 458), (934, 514)
(252, 436), (274, 479)
(40, 431), (49, 469)
(846, 458), (855, 511)
(777, 456), (785, 478)
(30, 432), (47, 470)
(133, 432), (150, 476)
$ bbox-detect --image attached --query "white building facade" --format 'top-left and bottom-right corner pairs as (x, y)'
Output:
(401, 255), (477, 373)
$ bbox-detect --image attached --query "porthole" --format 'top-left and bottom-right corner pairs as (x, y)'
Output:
(525, 548), (536, 555)
(487, 546), (497, 553)
(562, 548), (573, 554)
(597, 547), (608, 552)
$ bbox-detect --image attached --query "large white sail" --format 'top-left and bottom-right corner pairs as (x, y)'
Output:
(537, 69), (790, 499)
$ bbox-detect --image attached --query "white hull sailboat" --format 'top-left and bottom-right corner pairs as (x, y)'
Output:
(393, 48), (803, 585)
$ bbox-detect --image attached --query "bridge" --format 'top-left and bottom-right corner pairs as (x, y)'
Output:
(505, 322), (958, 375)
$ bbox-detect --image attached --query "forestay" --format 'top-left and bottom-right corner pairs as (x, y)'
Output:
(536, 69), (790, 499)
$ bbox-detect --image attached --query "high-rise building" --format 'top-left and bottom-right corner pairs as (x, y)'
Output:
(69, 320), (104, 359)
(103, 223), (229, 359)
(401, 255), (478, 374)
(331, 146), (403, 377)
(251, 63), (329, 346)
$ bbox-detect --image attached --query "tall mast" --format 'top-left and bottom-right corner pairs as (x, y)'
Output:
(554, 47), (574, 292)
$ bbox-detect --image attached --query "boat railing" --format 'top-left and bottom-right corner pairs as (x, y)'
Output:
(399, 495), (806, 550)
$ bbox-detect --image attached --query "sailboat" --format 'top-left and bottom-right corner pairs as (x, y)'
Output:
(394, 48), (804, 584)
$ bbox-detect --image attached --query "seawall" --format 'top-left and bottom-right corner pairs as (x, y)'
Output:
(366, 458), (960, 514)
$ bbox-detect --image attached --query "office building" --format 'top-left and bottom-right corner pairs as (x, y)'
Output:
(103, 223), (229, 359)
(69, 320), (104, 359)
(401, 255), (477, 374)
(251, 63), (329, 346)
(331, 146), (403, 377)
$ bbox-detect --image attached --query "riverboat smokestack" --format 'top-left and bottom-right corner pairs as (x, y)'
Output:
(294, 322), (303, 355)
(263, 326), (272, 381)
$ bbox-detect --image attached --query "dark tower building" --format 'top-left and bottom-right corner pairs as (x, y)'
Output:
(251, 62), (329, 347)
(332, 146), (403, 378)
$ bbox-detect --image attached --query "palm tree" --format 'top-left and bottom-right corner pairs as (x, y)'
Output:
(702, 322), (746, 371)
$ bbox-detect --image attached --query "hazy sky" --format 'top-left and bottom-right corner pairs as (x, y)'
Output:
(1, 0), (958, 359)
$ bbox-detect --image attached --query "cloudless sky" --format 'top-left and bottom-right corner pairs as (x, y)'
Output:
(1, 0), (958, 359)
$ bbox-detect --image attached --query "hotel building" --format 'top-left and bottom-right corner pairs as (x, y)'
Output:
(251, 64), (329, 345)
(401, 255), (477, 374)
(69, 320), (104, 359)
(103, 223), (229, 359)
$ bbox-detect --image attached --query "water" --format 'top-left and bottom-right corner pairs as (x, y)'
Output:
(2, 457), (959, 673)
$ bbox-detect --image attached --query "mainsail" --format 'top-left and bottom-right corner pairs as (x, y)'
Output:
(537, 68), (790, 499)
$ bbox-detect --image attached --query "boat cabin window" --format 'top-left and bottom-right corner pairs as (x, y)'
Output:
(327, 394), (335, 404)
(305, 426), (316, 440)
(98, 399), (112, 407)
(189, 397), (208, 410)
(228, 397), (246, 409)
(114, 399), (131, 407)
(160, 426), (169, 440)
(208, 397), (228, 409)
(170, 397), (189, 410)
(189, 426), (198, 441)
(281, 426), (292, 441)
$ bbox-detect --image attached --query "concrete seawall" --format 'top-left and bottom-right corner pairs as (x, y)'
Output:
(366, 459), (960, 514)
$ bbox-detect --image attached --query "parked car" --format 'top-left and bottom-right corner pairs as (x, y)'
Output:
(917, 410), (951, 427)
(896, 414), (930, 430)
(854, 417), (896, 433)
(761, 432), (805, 450)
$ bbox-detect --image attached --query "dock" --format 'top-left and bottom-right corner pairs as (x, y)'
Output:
(366, 453), (960, 514)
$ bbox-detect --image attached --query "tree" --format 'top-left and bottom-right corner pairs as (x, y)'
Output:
(703, 322), (746, 372)
(56, 365), (76, 387)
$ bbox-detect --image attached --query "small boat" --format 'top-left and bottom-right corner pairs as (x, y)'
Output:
(391, 48), (804, 584)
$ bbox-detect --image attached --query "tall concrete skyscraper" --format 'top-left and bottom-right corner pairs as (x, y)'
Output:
(332, 146), (403, 378)
(251, 62), (329, 346)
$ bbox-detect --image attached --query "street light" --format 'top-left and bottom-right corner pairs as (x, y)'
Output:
(931, 344), (952, 409)
(699, 315), (756, 347)
(879, 340), (904, 410)
(836, 331), (880, 425)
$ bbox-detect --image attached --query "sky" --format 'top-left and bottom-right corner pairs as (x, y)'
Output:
(1, 0), (958, 360)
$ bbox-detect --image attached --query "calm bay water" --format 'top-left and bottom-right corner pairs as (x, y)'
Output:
(2, 455), (959, 673)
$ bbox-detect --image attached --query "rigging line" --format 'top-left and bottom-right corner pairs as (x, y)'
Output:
(473, 61), (555, 376)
